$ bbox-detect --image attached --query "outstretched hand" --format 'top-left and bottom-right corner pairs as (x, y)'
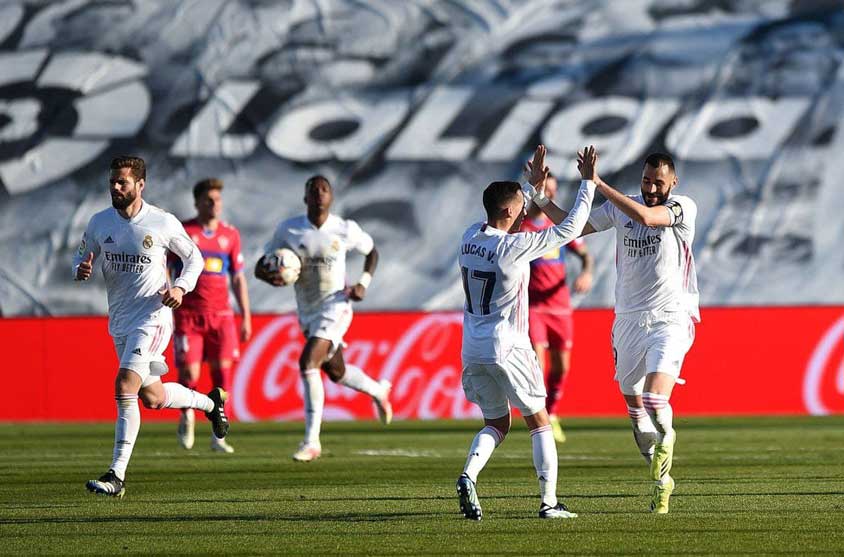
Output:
(525, 144), (551, 195)
(577, 145), (599, 182)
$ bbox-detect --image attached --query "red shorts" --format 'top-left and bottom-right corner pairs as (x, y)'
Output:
(174, 311), (239, 367)
(528, 310), (574, 351)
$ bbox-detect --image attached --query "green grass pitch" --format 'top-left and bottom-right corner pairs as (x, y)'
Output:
(1, 416), (843, 555)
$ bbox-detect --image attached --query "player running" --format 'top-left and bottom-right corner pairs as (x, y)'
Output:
(579, 146), (699, 513)
(74, 156), (229, 498)
(255, 175), (392, 462)
(456, 145), (595, 520)
(172, 178), (251, 453)
(520, 172), (594, 443)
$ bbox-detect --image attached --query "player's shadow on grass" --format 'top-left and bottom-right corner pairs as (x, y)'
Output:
(0, 511), (441, 525)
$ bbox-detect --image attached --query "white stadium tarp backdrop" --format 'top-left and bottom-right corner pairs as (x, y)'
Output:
(0, 0), (843, 316)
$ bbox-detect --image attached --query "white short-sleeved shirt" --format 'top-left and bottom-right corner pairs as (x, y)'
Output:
(72, 202), (204, 337)
(588, 193), (700, 322)
(265, 214), (374, 318)
(460, 181), (595, 365)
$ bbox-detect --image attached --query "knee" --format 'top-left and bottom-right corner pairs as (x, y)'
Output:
(299, 353), (319, 372)
(485, 415), (511, 438)
(139, 392), (166, 410)
(321, 362), (343, 383)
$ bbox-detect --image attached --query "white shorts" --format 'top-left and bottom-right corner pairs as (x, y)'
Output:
(299, 300), (353, 357)
(612, 310), (695, 396)
(462, 347), (547, 419)
(113, 320), (172, 387)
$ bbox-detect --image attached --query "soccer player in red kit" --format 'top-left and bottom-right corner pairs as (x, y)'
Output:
(520, 173), (593, 443)
(173, 178), (251, 453)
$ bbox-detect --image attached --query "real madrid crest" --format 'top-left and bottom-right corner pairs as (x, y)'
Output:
(143, 234), (153, 249)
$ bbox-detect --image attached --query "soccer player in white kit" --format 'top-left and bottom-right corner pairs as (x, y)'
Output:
(256, 175), (392, 462)
(73, 156), (230, 498)
(579, 146), (699, 513)
(456, 145), (595, 520)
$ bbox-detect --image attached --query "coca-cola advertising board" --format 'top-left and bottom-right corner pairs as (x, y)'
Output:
(1, 307), (843, 421)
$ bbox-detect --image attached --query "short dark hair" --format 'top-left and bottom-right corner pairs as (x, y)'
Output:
(644, 152), (675, 173)
(483, 181), (522, 218)
(193, 177), (223, 201)
(305, 175), (331, 191)
(110, 156), (145, 180)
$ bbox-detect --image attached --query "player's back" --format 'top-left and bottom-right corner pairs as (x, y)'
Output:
(459, 222), (532, 365)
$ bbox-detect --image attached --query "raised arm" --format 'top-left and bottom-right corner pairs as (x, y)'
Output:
(578, 145), (674, 228)
(511, 179), (596, 264)
(522, 145), (599, 236)
(595, 178), (674, 228)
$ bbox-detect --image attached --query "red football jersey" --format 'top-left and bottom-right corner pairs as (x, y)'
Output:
(520, 215), (584, 314)
(174, 219), (244, 313)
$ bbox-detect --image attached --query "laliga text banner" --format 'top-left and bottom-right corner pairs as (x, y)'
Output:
(1, 307), (842, 421)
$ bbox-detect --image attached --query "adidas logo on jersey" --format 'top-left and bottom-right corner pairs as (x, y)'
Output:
(624, 221), (634, 229)
(105, 236), (115, 243)
(132, 348), (142, 355)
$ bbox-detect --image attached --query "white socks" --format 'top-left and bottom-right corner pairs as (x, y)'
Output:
(627, 404), (657, 464)
(163, 383), (213, 412)
(110, 395), (140, 480)
(338, 364), (385, 399)
(530, 424), (558, 508)
(462, 426), (505, 483)
(302, 369), (324, 446)
(642, 392), (674, 443)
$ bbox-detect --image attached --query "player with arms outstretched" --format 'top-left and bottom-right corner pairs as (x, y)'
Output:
(455, 145), (595, 520)
(173, 178), (251, 453)
(579, 146), (699, 513)
(255, 175), (392, 462)
(520, 172), (594, 443)
(74, 156), (229, 498)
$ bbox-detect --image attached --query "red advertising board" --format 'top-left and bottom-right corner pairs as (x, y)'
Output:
(1, 307), (842, 421)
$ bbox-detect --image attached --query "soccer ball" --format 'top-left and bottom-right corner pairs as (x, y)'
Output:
(262, 248), (301, 285)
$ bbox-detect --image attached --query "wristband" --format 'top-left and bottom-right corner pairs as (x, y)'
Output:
(532, 190), (550, 207)
(358, 272), (372, 289)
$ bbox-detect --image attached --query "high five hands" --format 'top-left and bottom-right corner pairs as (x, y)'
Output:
(577, 145), (599, 182)
(524, 144), (551, 196)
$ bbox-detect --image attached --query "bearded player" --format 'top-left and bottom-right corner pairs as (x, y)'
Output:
(579, 147), (699, 513)
(74, 156), (229, 498)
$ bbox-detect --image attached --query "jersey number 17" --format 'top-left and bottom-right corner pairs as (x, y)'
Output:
(461, 266), (496, 315)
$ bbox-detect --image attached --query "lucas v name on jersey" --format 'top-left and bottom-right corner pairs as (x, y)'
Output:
(461, 242), (495, 263)
(623, 233), (662, 258)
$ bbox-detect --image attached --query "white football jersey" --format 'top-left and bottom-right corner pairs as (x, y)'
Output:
(460, 181), (595, 365)
(72, 202), (204, 337)
(265, 214), (374, 317)
(588, 193), (700, 321)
